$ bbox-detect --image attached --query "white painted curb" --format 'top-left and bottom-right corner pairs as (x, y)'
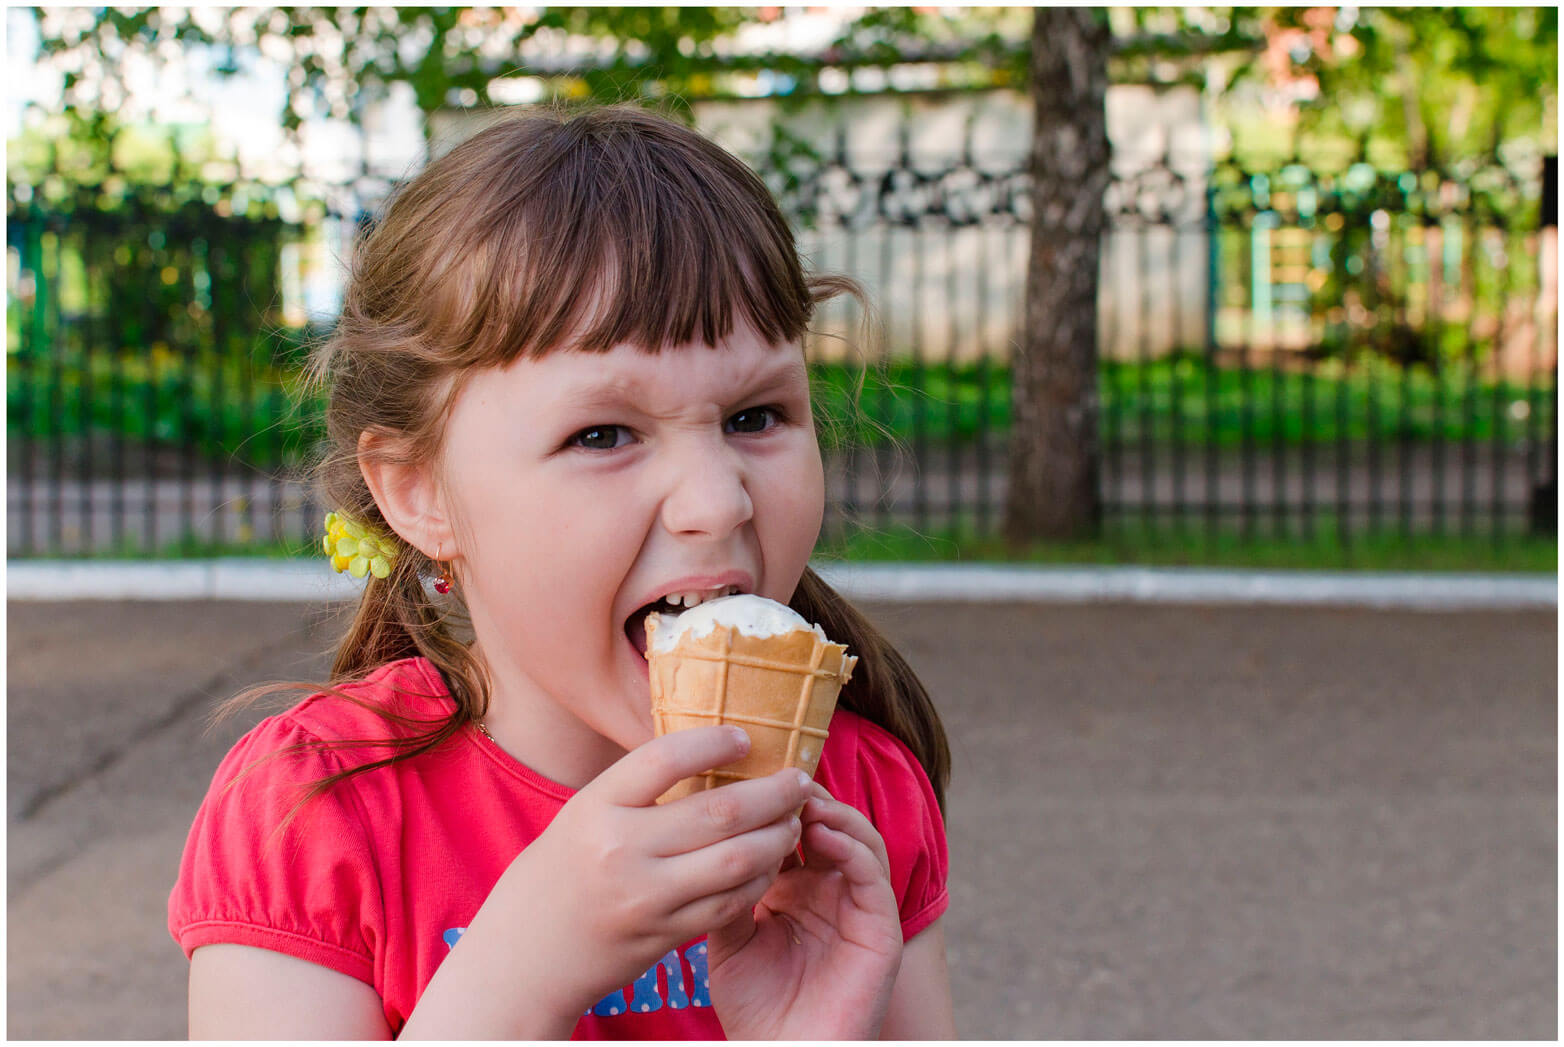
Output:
(5, 559), (1556, 611)
(812, 562), (1557, 611)
(5, 560), (363, 602)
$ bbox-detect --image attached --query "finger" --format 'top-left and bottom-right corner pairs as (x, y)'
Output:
(591, 725), (750, 807)
(668, 867), (776, 942)
(661, 814), (801, 905)
(649, 768), (814, 857)
(801, 794), (892, 880)
(799, 822), (900, 923)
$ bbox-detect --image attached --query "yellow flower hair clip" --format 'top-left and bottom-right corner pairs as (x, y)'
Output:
(323, 511), (398, 580)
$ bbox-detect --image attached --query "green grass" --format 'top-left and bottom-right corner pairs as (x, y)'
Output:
(49, 516), (1555, 575)
(6, 330), (320, 471)
(50, 533), (316, 561)
(816, 517), (1558, 574)
(809, 355), (1555, 451)
(9, 352), (1550, 468)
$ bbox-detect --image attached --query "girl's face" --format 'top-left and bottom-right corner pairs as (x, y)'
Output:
(433, 323), (825, 775)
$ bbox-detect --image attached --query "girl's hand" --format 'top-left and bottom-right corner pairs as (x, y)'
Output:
(706, 782), (904, 1040)
(407, 725), (812, 1037)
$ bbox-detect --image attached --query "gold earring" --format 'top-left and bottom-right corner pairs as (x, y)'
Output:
(432, 545), (453, 594)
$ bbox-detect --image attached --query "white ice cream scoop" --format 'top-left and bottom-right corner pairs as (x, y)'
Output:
(648, 592), (828, 654)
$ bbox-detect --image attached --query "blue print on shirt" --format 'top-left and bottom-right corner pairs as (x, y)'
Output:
(442, 929), (712, 1018)
(589, 942), (710, 1016)
(685, 941), (712, 1007)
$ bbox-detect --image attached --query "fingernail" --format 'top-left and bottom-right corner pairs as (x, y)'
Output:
(729, 726), (750, 751)
(790, 817), (803, 840)
(794, 770), (812, 790)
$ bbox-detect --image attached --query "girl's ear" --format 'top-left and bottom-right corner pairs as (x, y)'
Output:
(358, 429), (455, 561)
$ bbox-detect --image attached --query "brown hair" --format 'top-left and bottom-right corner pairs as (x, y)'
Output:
(235, 103), (948, 813)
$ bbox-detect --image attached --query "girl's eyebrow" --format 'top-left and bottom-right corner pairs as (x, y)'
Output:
(561, 357), (808, 412)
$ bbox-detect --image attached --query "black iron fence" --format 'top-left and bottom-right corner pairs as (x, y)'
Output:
(7, 130), (1557, 557)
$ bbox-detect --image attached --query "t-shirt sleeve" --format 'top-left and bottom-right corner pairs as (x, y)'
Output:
(167, 713), (384, 985)
(831, 715), (950, 942)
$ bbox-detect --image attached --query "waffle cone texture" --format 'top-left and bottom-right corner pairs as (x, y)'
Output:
(646, 614), (857, 805)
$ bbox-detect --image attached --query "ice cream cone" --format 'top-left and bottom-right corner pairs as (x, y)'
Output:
(646, 611), (856, 805)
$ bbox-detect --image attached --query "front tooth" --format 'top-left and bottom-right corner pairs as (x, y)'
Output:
(665, 587), (733, 611)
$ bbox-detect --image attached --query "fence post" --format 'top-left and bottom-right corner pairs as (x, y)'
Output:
(1531, 155), (1557, 537)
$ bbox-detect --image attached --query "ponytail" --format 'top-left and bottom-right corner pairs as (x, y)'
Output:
(329, 553), (473, 691)
(214, 552), (491, 811)
(789, 567), (950, 815)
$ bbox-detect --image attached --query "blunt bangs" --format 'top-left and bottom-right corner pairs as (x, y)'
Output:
(418, 106), (816, 366)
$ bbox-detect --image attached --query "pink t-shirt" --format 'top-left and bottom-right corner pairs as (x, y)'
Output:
(169, 656), (948, 1037)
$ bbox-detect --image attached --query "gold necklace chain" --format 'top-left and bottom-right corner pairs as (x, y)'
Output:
(473, 719), (495, 742)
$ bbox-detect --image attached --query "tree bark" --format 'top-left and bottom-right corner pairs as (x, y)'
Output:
(1005, 8), (1111, 547)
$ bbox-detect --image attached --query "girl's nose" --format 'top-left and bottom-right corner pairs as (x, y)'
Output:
(659, 446), (755, 538)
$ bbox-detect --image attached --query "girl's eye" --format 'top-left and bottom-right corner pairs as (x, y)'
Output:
(569, 425), (632, 451)
(568, 406), (785, 452)
(727, 405), (784, 434)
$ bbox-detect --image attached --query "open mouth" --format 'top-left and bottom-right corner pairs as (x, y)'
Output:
(623, 585), (745, 659)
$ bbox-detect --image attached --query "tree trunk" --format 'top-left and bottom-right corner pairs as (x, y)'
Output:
(1004, 8), (1111, 547)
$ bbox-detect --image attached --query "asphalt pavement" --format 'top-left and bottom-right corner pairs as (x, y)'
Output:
(7, 595), (1557, 1038)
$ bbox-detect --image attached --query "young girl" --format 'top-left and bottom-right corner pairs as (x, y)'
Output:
(169, 103), (954, 1039)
